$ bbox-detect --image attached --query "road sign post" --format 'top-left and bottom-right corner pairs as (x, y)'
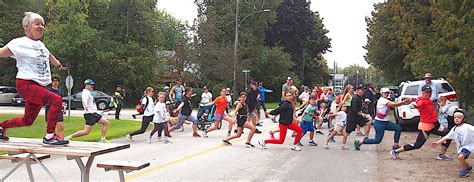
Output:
(242, 70), (251, 90)
(65, 75), (73, 122)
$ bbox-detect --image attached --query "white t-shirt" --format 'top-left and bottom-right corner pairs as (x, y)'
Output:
(444, 123), (474, 153)
(143, 96), (155, 116)
(201, 92), (213, 104)
(82, 89), (97, 113)
(334, 111), (347, 126)
(6, 37), (52, 86)
(375, 97), (391, 121)
(299, 91), (310, 102)
(153, 102), (169, 123)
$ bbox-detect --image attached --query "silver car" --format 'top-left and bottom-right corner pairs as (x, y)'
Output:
(0, 86), (18, 105)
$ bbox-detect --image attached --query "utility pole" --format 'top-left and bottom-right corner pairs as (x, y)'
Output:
(232, 0), (239, 101)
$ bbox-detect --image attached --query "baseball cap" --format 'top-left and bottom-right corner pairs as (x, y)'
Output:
(287, 77), (292, 80)
(250, 81), (258, 85)
(380, 88), (390, 93)
(423, 73), (434, 79)
(421, 85), (432, 92)
(364, 98), (371, 103)
(84, 79), (95, 85)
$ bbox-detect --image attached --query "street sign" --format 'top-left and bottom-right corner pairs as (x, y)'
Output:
(242, 70), (251, 73)
(65, 75), (73, 94)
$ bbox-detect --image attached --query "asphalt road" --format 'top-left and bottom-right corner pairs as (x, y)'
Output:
(0, 105), (378, 181)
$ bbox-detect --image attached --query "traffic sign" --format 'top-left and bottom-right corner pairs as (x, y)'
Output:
(65, 75), (73, 94)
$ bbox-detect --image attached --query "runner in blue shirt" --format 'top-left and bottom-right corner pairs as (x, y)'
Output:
(257, 82), (273, 119)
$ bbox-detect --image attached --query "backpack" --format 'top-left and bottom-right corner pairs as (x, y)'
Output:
(135, 97), (149, 114)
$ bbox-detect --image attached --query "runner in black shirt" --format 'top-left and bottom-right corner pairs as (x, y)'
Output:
(170, 87), (201, 137)
(346, 85), (372, 137)
(246, 81), (262, 133)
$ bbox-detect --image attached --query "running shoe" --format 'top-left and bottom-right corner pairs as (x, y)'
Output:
(354, 140), (361, 150)
(459, 169), (470, 178)
(436, 154), (454, 161)
(468, 166), (473, 172)
(330, 136), (336, 143)
(193, 132), (201, 137)
(245, 142), (255, 148)
(390, 150), (400, 160)
(0, 127), (9, 141)
(315, 130), (324, 135)
(258, 140), (267, 149)
(132, 114), (136, 119)
(255, 129), (262, 134)
(309, 140), (317, 146)
(341, 145), (350, 150)
(323, 142), (329, 149)
(43, 134), (69, 146)
(269, 131), (275, 139)
(157, 137), (163, 142)
(234, 129), (238, 133)
(146, 137), (152, 144)
(202, 131), (208, 138)
(126, 134), (133, 142)
(291, 145), (302, 151)
(222, 139), (232, 145)
(98, 138), (111, 143)
(271, 118), (277, 123)
(256, 123), (262, 127)
(163, 140), (173, 144)
(298, 142), (304, 146)
(355, 132), (365, 136)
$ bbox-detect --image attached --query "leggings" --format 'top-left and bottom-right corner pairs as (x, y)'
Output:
(265, 123), (302, 145)
(403, 122), (450, 151)
(129, 115), (154, 136)
(115, 104), (122, 120)
(150, 122), (168, 138)
(0, 79), (61, 134)
(363, 119), (401, 145)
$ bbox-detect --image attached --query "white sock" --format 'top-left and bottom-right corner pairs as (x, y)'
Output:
(101, 136), (106, 140)
(45, 133), (54, 140)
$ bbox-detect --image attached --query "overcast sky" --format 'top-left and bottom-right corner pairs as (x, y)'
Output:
(156, 0), (385, 68)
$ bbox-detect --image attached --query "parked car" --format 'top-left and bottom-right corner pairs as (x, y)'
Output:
(62, 90), (112, 110)
(11, 95), (26, 106)
(394, 78), (459, 130)
(0, 86), (18, 105)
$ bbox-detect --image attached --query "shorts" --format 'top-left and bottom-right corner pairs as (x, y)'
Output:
(214, 113), (226, 122)
(247, 111), (257, 121)
(300, 120), (315, 134)
(460, 148), (471, 159)
(334, 124), (344, 134)
(84, 113), (102, 126)
(346, 115), (368, 133)
(237, 115), (247, 127)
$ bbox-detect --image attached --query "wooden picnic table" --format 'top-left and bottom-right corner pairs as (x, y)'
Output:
(0, 137), (130, 182)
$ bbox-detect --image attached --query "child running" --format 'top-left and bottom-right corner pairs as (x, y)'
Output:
(297, 95), (318, 146)
(223, 92), (256, 147)
(431, 109), (473, 177)
(148, 92), (172, 144)
(390, 85), (451, 160)
(126, 87), (155, 142)
(258, 93), (303, 151)
(201, 88), (235, 137)
(323, 104), (349, 150)
(65, 79), (110, 143)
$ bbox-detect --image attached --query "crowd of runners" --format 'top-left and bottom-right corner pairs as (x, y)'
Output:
(0, 12), (473, 178)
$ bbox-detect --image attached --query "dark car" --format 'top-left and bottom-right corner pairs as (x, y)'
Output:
(62, 90), (112, 110)
(11, 95), (26, 106)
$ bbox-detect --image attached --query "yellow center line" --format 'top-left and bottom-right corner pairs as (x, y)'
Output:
(124, 126), (277, 181)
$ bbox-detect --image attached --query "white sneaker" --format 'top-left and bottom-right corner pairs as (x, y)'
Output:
(126, 134), (133, 142)
(164, 140), (173, 144)
(291, 145), (302, 151)
(341, 145), (350, 150)
(146, 137), (151, 144)
(258, 140), (267, 149)
(157, 137), (163, 142)
(99, 138), (111, 143)
(323, 142), (329, 149)
(202, 131), (208, 138)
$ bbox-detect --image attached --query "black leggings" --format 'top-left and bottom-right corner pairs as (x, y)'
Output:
(403, 122), (450, 151)
(129, 115), (153, 136)
(150, 122), (168, 138)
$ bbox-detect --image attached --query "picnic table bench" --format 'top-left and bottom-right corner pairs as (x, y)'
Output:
(0, 138), (130, 182)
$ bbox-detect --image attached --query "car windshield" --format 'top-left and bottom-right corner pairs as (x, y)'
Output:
(438, 83), (454, 93)
(404, 84), (419, 96)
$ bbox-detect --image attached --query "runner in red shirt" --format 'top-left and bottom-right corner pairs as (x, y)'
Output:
(201, 88), (235, 137)
(390, 85), (452, 160)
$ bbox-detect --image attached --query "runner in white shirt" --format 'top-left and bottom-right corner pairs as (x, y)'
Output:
(0, 12), (68, 145)
(148, 92), (172, 144)
(66, 79), (110, 143)
(127, 87), (155, 142)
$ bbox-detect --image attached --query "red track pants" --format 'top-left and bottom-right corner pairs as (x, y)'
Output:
(0, 79), (61, 134)
(265, 122), (302, 145)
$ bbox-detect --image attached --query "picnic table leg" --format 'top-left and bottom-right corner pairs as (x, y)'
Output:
(31, 154), (56, 182)
(25, 162), (34, 182)
(118, 170), (125, 182)
(70, 156), (95, 182)
(0, 153), (30, 182)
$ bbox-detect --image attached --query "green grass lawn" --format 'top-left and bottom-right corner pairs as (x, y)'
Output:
(0, 114), (142, 142)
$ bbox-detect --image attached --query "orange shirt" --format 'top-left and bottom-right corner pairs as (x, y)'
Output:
(214, 96), (228, 114)
(416, 97), (437, 131)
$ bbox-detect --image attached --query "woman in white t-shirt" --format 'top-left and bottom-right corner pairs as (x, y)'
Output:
(354, 88), (410, 151)
(0, 12), (68, 145)
(126, 87), (155, 142)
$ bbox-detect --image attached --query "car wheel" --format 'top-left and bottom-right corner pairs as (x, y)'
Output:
(98, 101), (107, 110)
(62, 101), (69, 110)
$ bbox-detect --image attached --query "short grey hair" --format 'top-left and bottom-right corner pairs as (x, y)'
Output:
(22, 12), (44, 30)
